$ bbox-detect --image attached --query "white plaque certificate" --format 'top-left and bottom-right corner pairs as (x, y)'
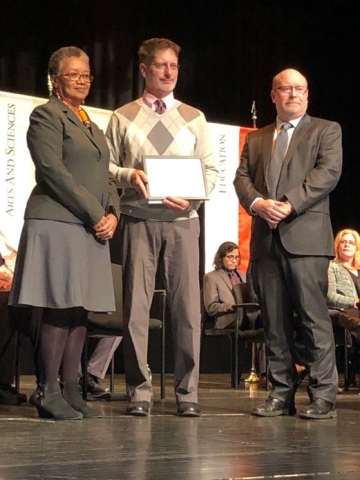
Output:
(143, 156), (209, 201)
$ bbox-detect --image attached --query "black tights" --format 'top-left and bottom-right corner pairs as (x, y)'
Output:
(40, 307), (87, 384)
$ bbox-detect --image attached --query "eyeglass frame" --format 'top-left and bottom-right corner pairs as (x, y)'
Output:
(149, 62), (180, 71)
(58, 73), (94, 83)
(275, 86), (308, 96)
(224, 254), (240, 261)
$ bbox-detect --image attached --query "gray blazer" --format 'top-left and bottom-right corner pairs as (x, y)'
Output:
(234, 113), (342, 259)
(203, 269), (246, 329)
(327, 260), (358, 309)
(25, 96), (120, 227)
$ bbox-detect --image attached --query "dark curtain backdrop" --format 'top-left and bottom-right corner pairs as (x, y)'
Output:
(1, 0), (358, 232)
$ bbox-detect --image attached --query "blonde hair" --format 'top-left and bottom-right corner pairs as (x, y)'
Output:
(334, 229), (360, 269)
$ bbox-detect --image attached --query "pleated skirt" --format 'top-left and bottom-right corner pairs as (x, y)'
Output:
(9, 219), (115, 312)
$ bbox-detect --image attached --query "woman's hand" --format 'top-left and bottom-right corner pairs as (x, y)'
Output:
(93, 213), (118, 240)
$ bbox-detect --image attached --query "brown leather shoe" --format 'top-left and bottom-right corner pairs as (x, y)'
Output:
(299, 399), (337, 419)
(338, 312), (360, 332)
(252, 397), (296, 417)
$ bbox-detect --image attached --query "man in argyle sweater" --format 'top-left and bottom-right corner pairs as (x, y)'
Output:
(106, 38), (218, 417)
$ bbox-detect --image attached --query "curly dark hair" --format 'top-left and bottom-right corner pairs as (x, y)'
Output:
(213, 241), (240, 270)
(138, 38), (181, 64)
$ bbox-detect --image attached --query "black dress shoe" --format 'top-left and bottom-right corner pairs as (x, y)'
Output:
(79, 374), (109, 396)
(176, 402), (201, 417)
(125, 401), (150, 416)
(252, 397), (296, 417)
(299, 398), (337, 419)
(0, 383), (27, 405)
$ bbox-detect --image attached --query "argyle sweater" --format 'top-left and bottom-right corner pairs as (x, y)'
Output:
(106, 98), (218, 221)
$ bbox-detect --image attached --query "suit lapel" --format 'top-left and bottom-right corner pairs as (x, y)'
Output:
(65, 110), (104, 155)
(282, 114), (312, 168)
(218, 269), (233, 291)
(51, 96), (103, 155)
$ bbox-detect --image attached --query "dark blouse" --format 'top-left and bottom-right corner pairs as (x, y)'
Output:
(348, 269), (360, 297)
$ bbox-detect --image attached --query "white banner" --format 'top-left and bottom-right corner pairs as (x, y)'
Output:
(204, 123), (240, 273)
(0, 91), (112, 249)
(1, 92), (241, 270)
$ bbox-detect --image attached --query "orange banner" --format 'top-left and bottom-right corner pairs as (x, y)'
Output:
(238, 127), (257, 273)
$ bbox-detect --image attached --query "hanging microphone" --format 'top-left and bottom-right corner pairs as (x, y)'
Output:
(251, 100), (257, 128)
(47, 74), (53, 98)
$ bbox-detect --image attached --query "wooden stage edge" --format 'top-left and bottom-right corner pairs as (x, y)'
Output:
(1, 373), (360, 480)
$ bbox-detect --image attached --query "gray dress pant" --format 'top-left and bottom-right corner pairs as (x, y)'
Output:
(87, 337), (122, 379)
(121, 215), (201, 403)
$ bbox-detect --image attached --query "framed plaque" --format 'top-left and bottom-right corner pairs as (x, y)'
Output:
(143, 155), (209, 201)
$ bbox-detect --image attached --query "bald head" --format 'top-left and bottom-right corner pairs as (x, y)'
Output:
(271, 69), (309, 121)
(272, 69), (307, 90)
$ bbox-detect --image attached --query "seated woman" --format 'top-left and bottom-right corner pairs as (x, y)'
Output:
(203, 241), (250, 329)
(203, 241), (265, 379)
(327, 228), (360, 332)
(327, 228), (360, 386)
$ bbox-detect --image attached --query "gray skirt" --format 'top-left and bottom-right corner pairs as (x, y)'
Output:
(9, 219), (115, 312)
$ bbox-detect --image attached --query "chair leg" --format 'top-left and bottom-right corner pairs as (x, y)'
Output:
(14, 331), (21, 392)
(234, 326), (239, 391)
(344, 330), (349, 391)
(160, 292), (166, 400)
(81, 335), (88, 401)
(230, 336), (235, 388)
(110, 355), (115, 393)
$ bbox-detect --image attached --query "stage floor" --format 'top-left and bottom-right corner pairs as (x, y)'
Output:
(1, 373), (360, 480)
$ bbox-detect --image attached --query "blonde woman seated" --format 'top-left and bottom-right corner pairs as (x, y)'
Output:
(327, 229), (360, 332)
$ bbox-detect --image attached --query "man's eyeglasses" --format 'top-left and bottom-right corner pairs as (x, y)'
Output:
(150, 62), (180, 71)
(59, 73), (94, 83)
(225, 255), (240, 261)
(275, 86), (308, 96)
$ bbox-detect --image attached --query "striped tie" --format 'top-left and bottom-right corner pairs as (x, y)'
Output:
(154, 99), (166, 114)
(267, 122), (293, 199)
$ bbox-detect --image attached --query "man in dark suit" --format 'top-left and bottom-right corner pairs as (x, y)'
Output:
(234, 68), (342, 419)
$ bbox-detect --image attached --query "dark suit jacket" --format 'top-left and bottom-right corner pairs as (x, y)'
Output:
(203, 269), (246, 329)
(234, 113), (342, 260)
(25, 96), (120, 227)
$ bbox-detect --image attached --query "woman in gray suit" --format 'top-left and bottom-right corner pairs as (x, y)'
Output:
(203, 241), (246, 329)
(9, 46), (120, 420)
(203, 241), (265, 378)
